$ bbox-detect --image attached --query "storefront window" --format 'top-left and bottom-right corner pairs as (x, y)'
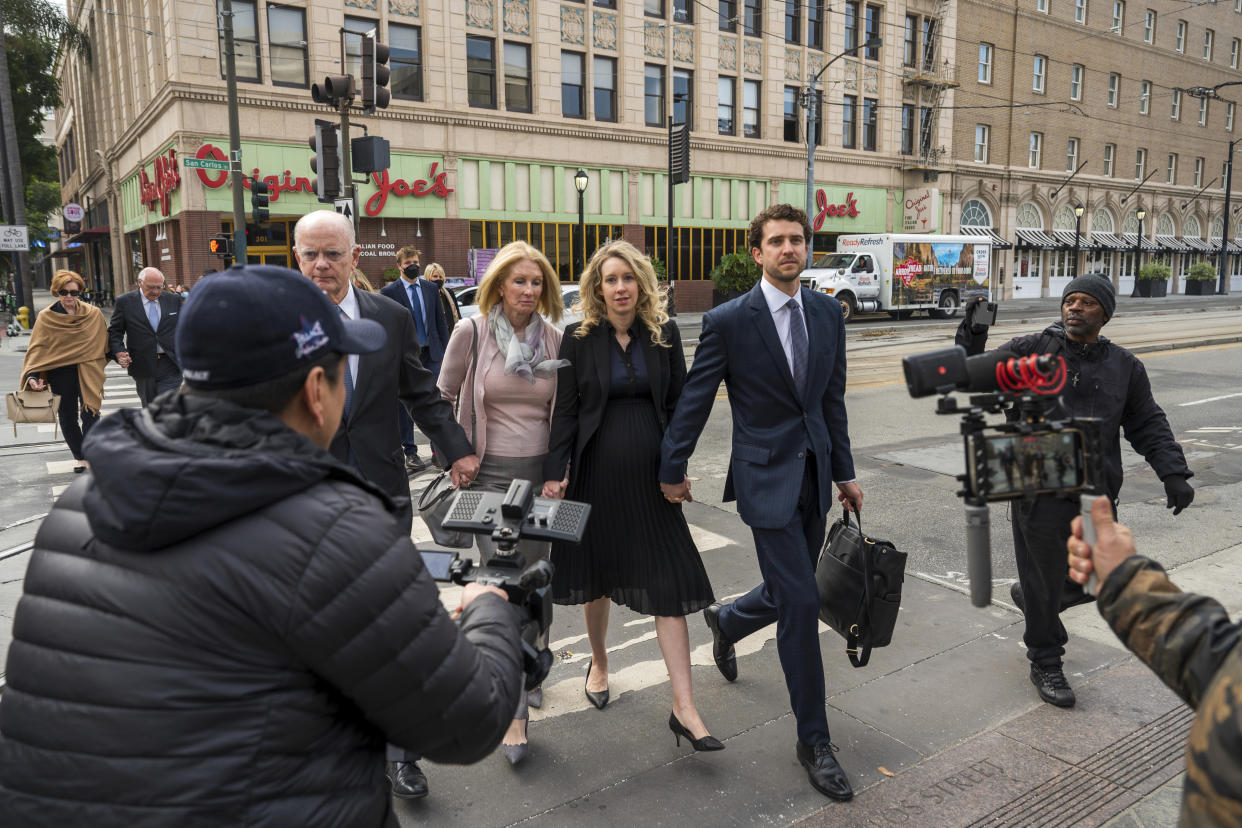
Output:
(645, 225), (749, 281)
(469, 220), (626, 282)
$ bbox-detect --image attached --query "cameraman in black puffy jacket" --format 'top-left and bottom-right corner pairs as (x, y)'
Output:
(0, 265), (524, 828)
(955, 274), (1193, 711)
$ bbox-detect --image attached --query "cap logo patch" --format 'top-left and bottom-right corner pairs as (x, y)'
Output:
(292, 316), (330, 358)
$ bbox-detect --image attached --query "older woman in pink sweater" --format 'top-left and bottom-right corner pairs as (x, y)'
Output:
(437, 240), (565, 766)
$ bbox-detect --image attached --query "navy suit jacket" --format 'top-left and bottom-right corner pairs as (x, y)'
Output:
(106, 289), (183, 377)
(659, 281), (855, 529)
(381, 278), (449, 365)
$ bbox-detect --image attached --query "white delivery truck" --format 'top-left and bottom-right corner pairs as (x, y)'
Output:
(800, 234), (992, 322)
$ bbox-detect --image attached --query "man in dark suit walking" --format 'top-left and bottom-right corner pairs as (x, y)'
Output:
(381, 245), (450, 473)
(294, 210), (480, 801)
(107, 267), (183, 406)
(659, 203), (863, 802)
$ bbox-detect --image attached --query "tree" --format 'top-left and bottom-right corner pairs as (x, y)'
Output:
(0, 0), (88, 311)
(6, 30), (60, 183)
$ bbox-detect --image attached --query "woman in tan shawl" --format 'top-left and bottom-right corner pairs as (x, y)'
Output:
(20, 270), (109, 472)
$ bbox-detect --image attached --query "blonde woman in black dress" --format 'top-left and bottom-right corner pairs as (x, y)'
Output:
(542, 240), (721, 751)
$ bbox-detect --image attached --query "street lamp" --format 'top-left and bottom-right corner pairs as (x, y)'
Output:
(574, 169), (589, 278)
(804, 37), (883, 224)
(1073, 204), (1085, 277)
(1131, 206), (1145, 297)
(1182, 82), (1242, 295)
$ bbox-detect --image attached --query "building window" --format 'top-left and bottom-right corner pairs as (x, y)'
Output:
(594, 56), (617, 122)
(1194, 157), (1203, 186)
(1029, 132), (1043, 168)
(901, 104), (915, 155)
(594, 0), (616, 7)
(1140, 80), (1150, 114)
(903, 15), (917, 67)
(1202, 28), (1215, 61)
(720, 0), (736, 32)
(466, 36), (496, 108)
(1111, 0), (1123, 34)
(919, 106), (933, 154)
(862, 97), (877, 150)
(267, 6), (307, 87)
(343, 17), (372, 80)
(645, 64), (665, 127)
(842, 94), (857, 148)
(1075, 0), (1087, 23)
(922, 18), (936, 68)
(673, 68), (693, 128)
(1037, 0), (1048, 12)
(673, 0), (692, 23)
(808, 0), (824, 49)
(1198, 97), (1208, 126)
(1176, 20), (1185, 52)
(785, 0), (800, 43)
(974, 124), (989, 163)
(561, 51), (585, 117)
(864, 5), (881, 58)
(978, 43), (993, 84)
(1103, 143), (1115, 176)
(1144, 9), (1155, 42)
(504, 42), (531, 112)
(1167, 153), (1177, 184)
(1033, 55), (1046, 93)
(1171, 88), (1181, 120)
(783, 86), (799, 141)
(1135, 147), (1146, 179)
(743, 0), (761, 36)
(390, 24), (423, 101)
(720, 76), (737, 135)
(1107, 73), (1119, 107)
(219, 0), (260, 82)
(1066, 137), (1079, 171)
(844, 2), (859, 52)
(645, 0), (664, 17)
(1070, 64), (1083, 100)
(1228, 101), (1236, 132)
(1232, 38), (1240, 69)
(743, 79), (760, 137)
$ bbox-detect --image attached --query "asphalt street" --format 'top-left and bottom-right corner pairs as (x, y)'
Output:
(0, 293), (1239, 826)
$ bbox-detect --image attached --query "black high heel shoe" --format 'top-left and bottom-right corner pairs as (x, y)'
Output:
(584, 658), (609, 710)
(669, 712), (725, 752)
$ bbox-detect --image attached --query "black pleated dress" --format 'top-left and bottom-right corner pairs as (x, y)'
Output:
(550, 333), (714, 617)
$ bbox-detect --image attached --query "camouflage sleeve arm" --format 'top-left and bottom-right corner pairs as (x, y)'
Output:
(1098, 555), (1242, 710)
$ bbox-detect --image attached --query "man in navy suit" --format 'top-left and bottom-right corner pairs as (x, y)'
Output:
(107, 267), (184, 406)
(659, 204), (863, 801)
(381, 246), (450, 473)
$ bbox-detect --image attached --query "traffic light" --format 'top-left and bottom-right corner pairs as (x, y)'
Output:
(351, 135), (390, 174)
(250, 179), (270, 224)
(361, 29), (391, 112)
(309, 120), (343, 203)
(208, 235), (232, 257)
(310, 74), (354, 106)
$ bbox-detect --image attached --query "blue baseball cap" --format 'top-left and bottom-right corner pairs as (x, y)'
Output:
(176, 264), (386, 389)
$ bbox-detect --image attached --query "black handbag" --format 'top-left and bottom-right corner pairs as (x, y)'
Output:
(815, 508), (907, 668)
(417, 320), (478, 549)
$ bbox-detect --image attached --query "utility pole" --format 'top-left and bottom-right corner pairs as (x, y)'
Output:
(1219, 139), (1236, 296)
(220, 0), (247, 263)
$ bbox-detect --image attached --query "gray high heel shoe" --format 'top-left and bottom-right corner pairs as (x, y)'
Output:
(502, 691), (530, 765)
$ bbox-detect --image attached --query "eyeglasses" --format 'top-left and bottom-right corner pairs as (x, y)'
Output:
(297, 249), (348, 263)
(58, 289), (81, 297)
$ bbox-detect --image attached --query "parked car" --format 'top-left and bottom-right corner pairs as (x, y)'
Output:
(455, 284), (581, 329)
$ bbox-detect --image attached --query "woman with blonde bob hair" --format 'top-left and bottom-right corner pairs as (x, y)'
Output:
(543, 240), (719, 751)
(19, 270), (109, 472)
(438, 240), (566, 766)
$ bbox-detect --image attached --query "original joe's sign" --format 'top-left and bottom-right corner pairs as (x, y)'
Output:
(902, 187), (939, 233)
(139, 149), (182, 217)
(192, 144), (452, 217)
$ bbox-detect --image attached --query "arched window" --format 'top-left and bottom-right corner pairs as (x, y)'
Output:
(1122, 211), (1139, 233)
(1016, 202), (1043, 228)
(1211, 217), (1224, 237)
(1157, 214), (1175, 236)
(1234, 216), (1242, 238)
(1185, 216), (1202, 238)
(961, 199), (991, 227)
(1053, 204), (1076, 230)
(1091, 209), (1115, 233)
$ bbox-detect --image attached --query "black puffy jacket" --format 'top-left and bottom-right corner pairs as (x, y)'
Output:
(0, 394), (522, 827)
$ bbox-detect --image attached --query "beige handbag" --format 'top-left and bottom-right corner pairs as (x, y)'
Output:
(6, 388), (61, 437)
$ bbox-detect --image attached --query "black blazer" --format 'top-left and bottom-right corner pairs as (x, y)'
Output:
(107, 289), (183, 377)
(329, 289), (473, 506)
(380, 278), (451, 364)
(543, 320), (685, 483)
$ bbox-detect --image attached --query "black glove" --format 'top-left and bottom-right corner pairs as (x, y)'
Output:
(1162, 475), (1194, 515)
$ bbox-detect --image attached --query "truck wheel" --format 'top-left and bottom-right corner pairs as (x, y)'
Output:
(931, 291), (960, 319)
(837, 293), (857, 322)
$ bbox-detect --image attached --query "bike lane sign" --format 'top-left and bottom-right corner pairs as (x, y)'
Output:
(0, 225), (29, 251)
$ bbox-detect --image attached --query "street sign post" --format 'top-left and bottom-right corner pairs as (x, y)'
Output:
(181, 157), (231, 171)
(0, 225), (30, 251)
(334, 197), (356, 221)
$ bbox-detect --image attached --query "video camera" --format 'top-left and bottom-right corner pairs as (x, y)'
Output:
(902, 345), (1103, 607)
(420, 479), (591, 690)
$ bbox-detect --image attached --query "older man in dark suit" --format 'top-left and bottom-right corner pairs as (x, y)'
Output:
(659, 204), (863, 802)
(107, 267), (183, 406)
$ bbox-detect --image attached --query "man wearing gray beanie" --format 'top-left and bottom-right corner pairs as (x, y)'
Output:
(954, 274), (1193, 708)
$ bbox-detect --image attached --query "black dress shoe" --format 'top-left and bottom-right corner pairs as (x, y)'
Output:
(796, 741), (853, 801)
(1030, 663), (1076, 708)
(387, 760), (429, 799)
(584, 657), (609, 710)
(703, 602), (737, 682)
(405, 455), (428, 475)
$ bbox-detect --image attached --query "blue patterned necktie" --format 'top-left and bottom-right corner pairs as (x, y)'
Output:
(408, 283), (428, 346)
(786, 298), (808, 396)
(147, 299), (160, 330)
(339, 306), (354, 419)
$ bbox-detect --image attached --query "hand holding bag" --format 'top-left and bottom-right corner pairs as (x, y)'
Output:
(815, 508), (907, 668)
(417, 320), (478, 548)
(6, 386), (61, 437)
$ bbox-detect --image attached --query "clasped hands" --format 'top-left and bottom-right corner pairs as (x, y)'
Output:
(448, 454), (480, 489)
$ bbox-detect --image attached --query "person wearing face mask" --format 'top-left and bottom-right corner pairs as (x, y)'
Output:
(424, 263), (461, 327)
(955, 274), (1194, 710)
(382, 246), (451, 474)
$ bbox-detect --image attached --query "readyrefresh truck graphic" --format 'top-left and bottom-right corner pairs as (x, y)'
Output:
(800, 234), (991, 322)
